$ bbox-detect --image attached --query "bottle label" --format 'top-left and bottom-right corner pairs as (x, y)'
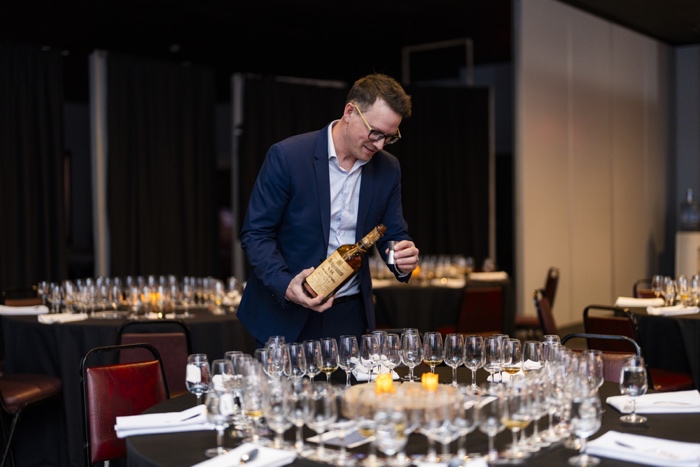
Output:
(305, 251), (354, 297)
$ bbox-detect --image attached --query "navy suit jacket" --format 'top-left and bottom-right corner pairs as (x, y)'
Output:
(238, 124), (412, 344)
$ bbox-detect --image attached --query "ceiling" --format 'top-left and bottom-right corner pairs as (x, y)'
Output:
(2, 0), (699, 99)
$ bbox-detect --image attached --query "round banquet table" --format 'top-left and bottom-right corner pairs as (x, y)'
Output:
(127, 366), (700, 467)
(0, 308), (257, 467)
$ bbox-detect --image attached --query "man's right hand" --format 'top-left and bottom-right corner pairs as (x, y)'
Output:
(285, 267), (334, 313)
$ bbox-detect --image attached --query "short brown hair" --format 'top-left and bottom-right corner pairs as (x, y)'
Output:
(346, 73), (412, 119)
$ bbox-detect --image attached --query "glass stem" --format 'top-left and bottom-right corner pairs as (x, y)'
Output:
(295, 425), (303, 453)
(346, 370), (351, 387)
(452, 366), (458, 386)
(471, 368), (477, 387)
(216, 427), (224, 452)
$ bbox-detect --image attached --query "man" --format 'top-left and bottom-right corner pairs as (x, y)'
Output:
(238, 73), (420, 346)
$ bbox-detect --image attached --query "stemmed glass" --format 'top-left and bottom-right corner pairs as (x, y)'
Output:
(303, 340), (322, 382)
(373, 396), (409, 466)
(319, 337), (339, 383)
(400, 331), (422, 381)
(287, 378), (311, 454)
(501, 380), (531, 461)
(464, 335), (485, 389)
(263, 378), (292, 449)
(522, 340), (543, 377)
(267, 343), (288, 380)
(338, 335), (359, 387)
(334, 387), (357, 466)
(380, 333), (402, 377)
(210, 359), (234, 392)
(455, 385), (480, 462)
(494, 334), (509, 383)
(663, 276), (677, 306)
(581, 349), (604, 391)
(502, 338), (522, 381)
(47, 283), (62, 314)
(444, 333), (465, 386)
(619, 355), (648, 424)
(483, 336), (502, 384)
(651, 274), (664, 299)
(568, 396), (602, 466)
(286, 342), (307, 380)
(305, 382), (338, 461)
(422, 331), (444, 374)
(478, 384), (506, 463)
(240, 362), (267, 444)
(186, 353), (211, 405)
(360, 334), (380, 383)
(204, 387), (236, 457)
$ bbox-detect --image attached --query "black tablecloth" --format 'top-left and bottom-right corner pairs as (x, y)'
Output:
(0, 309), (257, 467)
(127, 365), (699, 467)
(631, 308), (700, 388)
(373, 278), (514, 336)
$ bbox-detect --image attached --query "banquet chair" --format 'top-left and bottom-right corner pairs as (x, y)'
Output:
(583, 304), (695, 392)
(116, 320), (192, 397)
(1, 286), (41, 307)
(633, 278), (654, 298)
(532, 288), (558, 337)
(0, 373), (62, 467)
(455, 287), (504, 336)
(561, 333), (640, 383)
(515, 267), (560, 339)
(80, 343), (169, 466)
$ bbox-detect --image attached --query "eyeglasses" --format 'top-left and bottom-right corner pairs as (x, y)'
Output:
(352, 104), (401, 145)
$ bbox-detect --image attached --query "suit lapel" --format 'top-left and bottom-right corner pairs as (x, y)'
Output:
(314, 131), (331, 246)
(357, 157), (375, 241)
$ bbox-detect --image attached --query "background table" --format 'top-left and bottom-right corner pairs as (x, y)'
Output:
(373, 277), (514, 336)
(127, 365), (700, 467)
(630, 308), (700, 388)
(0, 309), (256, 467)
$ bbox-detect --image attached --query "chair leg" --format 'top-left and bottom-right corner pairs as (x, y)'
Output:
(0, 412), (18, 467)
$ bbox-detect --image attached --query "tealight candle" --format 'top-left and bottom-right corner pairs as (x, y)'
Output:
(421, 372), (439, 391)
(375, 373), (396, 394)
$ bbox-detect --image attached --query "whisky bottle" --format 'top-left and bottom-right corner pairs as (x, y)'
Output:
(302, 224), (387, 303)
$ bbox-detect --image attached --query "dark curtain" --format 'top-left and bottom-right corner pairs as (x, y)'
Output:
(0, 44), (67, 292)
(107, 54), (218, 277)
(393, 86), (491, 262)
(238, 78), (490, 263)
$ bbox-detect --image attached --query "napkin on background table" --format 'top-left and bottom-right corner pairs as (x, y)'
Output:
(115, 405), (214, 438)
(606, 390), (700, 414)
(192, 442), (297, 467)
(468, 271), (509, 281)
(646, 305), (700, 316)
(352, 365), (400, 382)
(586, 430), (700, 467)
(0, 304), (49, 315)
(615, 296), (665, 307)
(429, 278), (467, 288)
(37, 312), (89, 324)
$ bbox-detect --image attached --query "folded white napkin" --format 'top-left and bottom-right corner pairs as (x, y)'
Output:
(646, 305), (700, 316)
(307, 428), (371, 449)
(413, 458), (488, 467)
(371, 279), (394, 289)
(351, 365), (399, 382)
(615, 296), (664, 307)
(607, 390), (700, 414)
(487, 370), (524, 383)
(115, 405), (214, 438)
(0, 304), (49, 315)
(429, 278), (467, 288)
(586, 430), (700, 467)
(192, 442), (297, 467)
(37, 312), (89, 324)
(469, 271), (508, 281)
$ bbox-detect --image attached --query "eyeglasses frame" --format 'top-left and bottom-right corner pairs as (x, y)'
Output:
(351, 103), (401, 145)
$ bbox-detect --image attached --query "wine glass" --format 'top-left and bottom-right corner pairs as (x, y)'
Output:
(240, 363), (267, 444)
(380, 333), (402, 377)
(619, 355), (648, 424)
(400, 331), (422, 382)
(651, 274), (664, 299)
(204, 387), (236, 457)
(581, 349), (604, 391)
(286, 342), (307, 380)
(494, 334), (509, 383)
(333, 387), (358, 466)
(263, 378), (293, 449)
(478, 383), (506, 463)
(338, 335), (359, 387)
(267, 342), (288, 379)
(186, 354), (211, 405)
(210, 359), (234, 392)
(373, 396), (409, 466)
(319, 337), (339, 383)
(303, 340), (322, 382)
(287, 378), (312, 454)
(455, 385), (480, 462)
(568, 395), (602, 466)
(663, 276), (677, 306)
(502, 338), (522, 381)
(360, 334), (380, 383)
(305, 382), (338, 461)
(464, 335), (485, 389)
(522, 340), (543, 377)
(501, 380), (531, 461)
(483, 336), (502, 384)
(47, 282), (62, 314)
(444, 333), (465, 386)
(422, 331), (444, 374)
